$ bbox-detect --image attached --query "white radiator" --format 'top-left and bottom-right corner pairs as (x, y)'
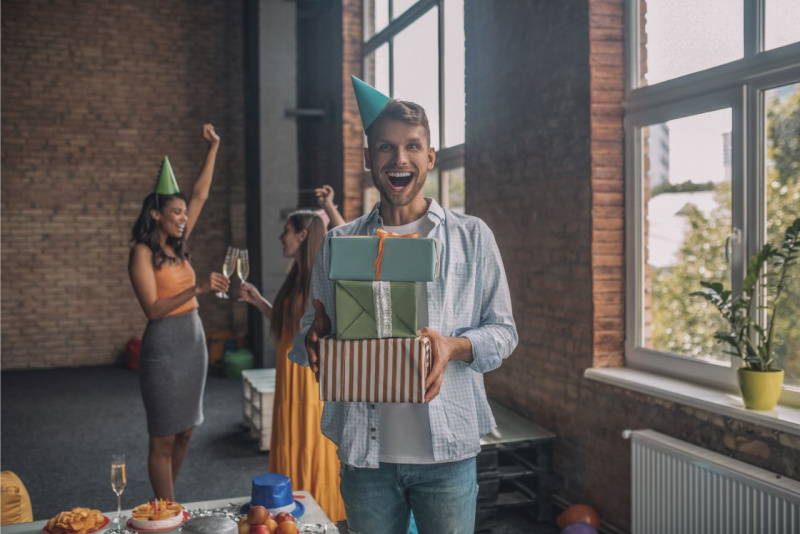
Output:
(626, 429), (800, 534)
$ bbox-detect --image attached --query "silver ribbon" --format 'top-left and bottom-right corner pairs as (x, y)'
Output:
(373, 281), (393, 338)
(103, 503), (338, 534)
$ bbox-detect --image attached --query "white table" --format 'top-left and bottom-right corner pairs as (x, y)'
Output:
(2, 491), (336, 534)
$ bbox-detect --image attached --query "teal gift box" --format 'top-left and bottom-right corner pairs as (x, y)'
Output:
(329, 235), (440, 282)
(336, 280), (417, 340)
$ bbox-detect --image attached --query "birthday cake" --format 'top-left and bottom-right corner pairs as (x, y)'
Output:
(130, 499), (184, 531)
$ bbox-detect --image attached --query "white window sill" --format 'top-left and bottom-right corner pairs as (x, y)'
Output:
(584, 367), (800, 436)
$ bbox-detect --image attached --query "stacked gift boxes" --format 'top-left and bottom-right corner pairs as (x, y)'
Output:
(320, 233), (440, 403)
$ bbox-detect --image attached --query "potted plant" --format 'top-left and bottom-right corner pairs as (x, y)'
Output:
(692, 217), (800, 410)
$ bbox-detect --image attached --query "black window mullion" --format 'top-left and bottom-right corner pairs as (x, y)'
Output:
(389, 38), (394, 97)
(744, 0), (765, 57)
(363, 0), (438, 55)
(438, 1), (445, 150)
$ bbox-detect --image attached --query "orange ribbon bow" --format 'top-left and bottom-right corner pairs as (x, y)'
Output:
(373, 228), (419, 281)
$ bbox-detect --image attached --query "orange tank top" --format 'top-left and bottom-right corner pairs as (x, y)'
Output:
(154, 259), (199, 317)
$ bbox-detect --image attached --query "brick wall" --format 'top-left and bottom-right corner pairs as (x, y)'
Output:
(342, 0), (364, 220)
(589, 0), (625, 368)
(1, 0), (247, 369)
(465, 0), (800, 531)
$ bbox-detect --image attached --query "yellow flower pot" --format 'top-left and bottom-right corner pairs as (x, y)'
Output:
(737, 368), (785, 410)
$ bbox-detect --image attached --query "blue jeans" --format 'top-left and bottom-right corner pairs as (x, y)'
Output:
(340, 458), (478, 534)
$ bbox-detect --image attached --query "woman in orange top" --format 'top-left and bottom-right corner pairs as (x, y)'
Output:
(129, 124), (229, 500)
(239, 203), (346, 523)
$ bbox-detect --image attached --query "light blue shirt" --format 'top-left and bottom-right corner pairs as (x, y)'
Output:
(289, 199), (518, 468)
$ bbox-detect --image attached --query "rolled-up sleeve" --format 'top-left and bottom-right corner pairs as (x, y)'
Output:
(289, 233), (337, 367)
(455, 225), (517, 374)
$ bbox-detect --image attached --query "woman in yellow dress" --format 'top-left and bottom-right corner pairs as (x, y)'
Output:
(239, 208), (346, 523)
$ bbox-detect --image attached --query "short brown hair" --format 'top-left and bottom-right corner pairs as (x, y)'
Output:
(366, 100), (431, 148)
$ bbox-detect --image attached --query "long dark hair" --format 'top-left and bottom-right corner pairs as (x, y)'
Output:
(270, 210), (326, 340)
(131, 192), (189, 268)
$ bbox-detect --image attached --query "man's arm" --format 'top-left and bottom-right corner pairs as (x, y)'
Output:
(289, 233), (337, 367)
(422, 221), (517, 401)
(453, 222), (518, 374)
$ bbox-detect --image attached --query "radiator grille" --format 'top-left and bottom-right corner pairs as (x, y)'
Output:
(630, 430), (800, 534)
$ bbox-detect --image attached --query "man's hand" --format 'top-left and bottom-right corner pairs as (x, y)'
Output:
(305, 299), (332, 381)
(419, 327), (473, 403)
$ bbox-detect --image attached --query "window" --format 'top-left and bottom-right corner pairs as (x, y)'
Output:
(361, 0), (465, 212)
(765, 0), (800, 51)
(625, 0), (800, 406)
(765, 82), (800, 387)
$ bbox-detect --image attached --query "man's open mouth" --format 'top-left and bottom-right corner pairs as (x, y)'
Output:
(387, 171), (413, 190)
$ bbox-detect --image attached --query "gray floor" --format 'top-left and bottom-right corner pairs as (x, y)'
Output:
(1, 365), (558, 533)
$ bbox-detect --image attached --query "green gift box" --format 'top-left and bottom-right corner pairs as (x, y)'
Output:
(336, 280), (417, 340)
(329, 235), (440, 281)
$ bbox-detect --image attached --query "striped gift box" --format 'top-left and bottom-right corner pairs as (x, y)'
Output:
(319, 337), (432, 403)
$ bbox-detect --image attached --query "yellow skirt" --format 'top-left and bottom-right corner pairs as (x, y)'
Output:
(268, 333), (346, 523)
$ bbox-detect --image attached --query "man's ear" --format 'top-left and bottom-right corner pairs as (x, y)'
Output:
(427, 147), (436, 170)
(364, 147), (372, 170)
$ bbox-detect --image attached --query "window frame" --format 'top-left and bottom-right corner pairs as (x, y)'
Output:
(361, 0), (465, 209)
(624, 0), (800, 407)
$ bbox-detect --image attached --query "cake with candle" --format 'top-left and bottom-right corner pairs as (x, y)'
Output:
(130, 499), (184, 531)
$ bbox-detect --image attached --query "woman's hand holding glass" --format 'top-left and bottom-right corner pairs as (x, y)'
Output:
(196, 272), (229, 296)
(239, 282), (273, 318)
(239, 282), (263, 306)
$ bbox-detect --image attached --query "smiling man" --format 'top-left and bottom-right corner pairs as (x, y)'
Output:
(289, 77), (517, 534)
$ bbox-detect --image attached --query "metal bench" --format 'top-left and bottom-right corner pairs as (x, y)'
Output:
(476, 400), (556, 533)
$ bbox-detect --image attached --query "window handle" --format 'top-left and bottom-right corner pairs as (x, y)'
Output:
(725, 227), (742, 263)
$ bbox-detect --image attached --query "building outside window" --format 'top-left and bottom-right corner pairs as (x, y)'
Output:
(361, 0), (466, 213)
(625, 0), (800, 405)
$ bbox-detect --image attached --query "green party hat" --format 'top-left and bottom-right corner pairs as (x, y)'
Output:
(154, 156), (180, 195)
(351, 75), (391, 131)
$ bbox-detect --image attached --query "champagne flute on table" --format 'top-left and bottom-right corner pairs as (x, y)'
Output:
(236, 249), (249, 300)
(111, 454), (127, 527)
(216, 246), (239, 298)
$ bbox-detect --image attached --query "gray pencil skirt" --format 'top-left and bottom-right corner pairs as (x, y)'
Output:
(139, 309), (207, 437)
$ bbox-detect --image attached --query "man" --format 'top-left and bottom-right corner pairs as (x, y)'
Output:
(289, 76), (517, 534)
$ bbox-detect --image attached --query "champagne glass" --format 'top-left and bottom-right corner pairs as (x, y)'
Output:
(236, 249), (250, 301)
(111, 454), (127, 526)
(216, 246), (239, 298)
(237, 249), (250, 283)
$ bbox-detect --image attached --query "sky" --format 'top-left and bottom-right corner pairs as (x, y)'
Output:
(645, 0), (799, 186)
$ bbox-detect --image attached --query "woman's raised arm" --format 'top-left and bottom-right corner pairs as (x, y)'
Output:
(185, 123), (220, 239)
